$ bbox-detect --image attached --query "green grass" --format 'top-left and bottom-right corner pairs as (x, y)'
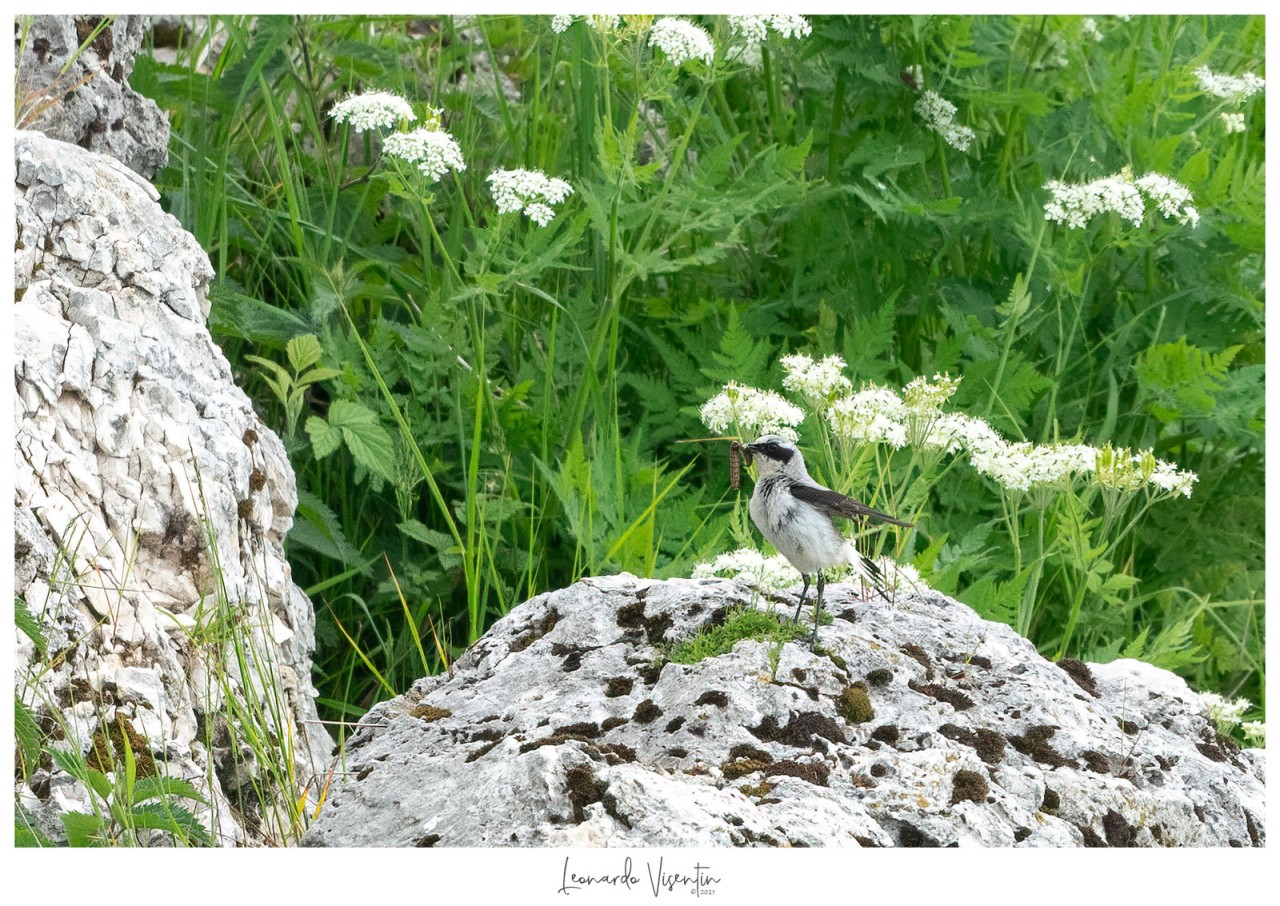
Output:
(667, 606), (810, 665)
(128, 13), (1263, 733)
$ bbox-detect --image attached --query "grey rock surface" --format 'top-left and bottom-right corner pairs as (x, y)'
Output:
(14, 130), (331, 846)
(305, 573), (1264, 847)
(15, 15), (170, 178)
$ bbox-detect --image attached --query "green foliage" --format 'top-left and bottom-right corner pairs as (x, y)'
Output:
(139, 14), (1264, 724)
(667, 606), (809, 665)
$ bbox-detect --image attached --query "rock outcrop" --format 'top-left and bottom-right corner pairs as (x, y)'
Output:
(14, 129), (331, 846)
(15, 15), (170, 178)
(304, 574), (1265, 847)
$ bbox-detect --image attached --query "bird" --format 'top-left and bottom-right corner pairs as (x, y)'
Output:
(743, 434), (914, 641)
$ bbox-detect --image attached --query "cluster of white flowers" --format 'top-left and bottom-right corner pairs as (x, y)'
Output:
(551, 14), (621, 34)
(829, 387), (908, 448)
(780, 353), (852, 404)
(1134, 173), (1200, 227)
(1193, 65), (1265, 106)
(1200, 691), (1252, 734)
(1221, 112), (1248, 134)
(902, 372), (962, 417)
(649, 17), (716, 68)
(383, 127), (467, 182)
(1242, 720), (1266, 747)
(1043, 171), (1145, 229)
(727, 15), (812, 45)
(1081, 18), (1103, 42)
(693, 547), (799, 592)
(970, 441), (1098, 493)
(330, 91), (416, 133)
(1044, 168), (1199, 230)
(914, 90), (976, 152)
(486, 168), (574, 226)
(700, 382), (805, 440)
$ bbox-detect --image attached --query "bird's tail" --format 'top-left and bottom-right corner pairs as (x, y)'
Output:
(842, 543), (892, 602)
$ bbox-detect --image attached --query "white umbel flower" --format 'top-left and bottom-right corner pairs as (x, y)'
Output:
(383, 128), (467, 182)
(1200, 691), (1251, 732)
(1134, 173), (1200, 227)
(728, 15), (812, 45)
(1221, 112), (1247, 133)
(1043, 170), (1147, 229)
(550, 14), (575, 34)
(780, 353), (852, 405)
(693, 547), (799, 592)
(649, 17), (716, 68)
(551, 14), (620, 34)
(700, 382), (804, 440)
(330, 91), (416, 133)
(829, 386), (908, 448)
(1242, 721), (1265, 747)
(1193, 65), (1265, 106)
(1082, 18), (1103, 42)
(486, 168), (574, 226)
(915, 89), (976, 152)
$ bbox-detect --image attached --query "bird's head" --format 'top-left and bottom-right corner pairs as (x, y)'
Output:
(744, 435), (808, 479)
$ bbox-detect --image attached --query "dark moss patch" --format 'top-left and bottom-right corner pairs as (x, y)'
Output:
(967, 654), (992, 670)
(688, 723), (707, 738)
(849, 772), (875, 789)
(597, 743), (637, 765)
(1196, 741), (1228, 763)
(694, 690), (729, 708)
(1228, 839), (1244, 848)
(519, 730), (596, 753)
(911, 681), (974, 711)
(601, 717), (628, 732)
(1155, 754), (1178, 771)
(854, 835), (880, 847)
(601, 792), (631, 827)
(898, 823), (942, 847)
(762, 759), (830, 787)
(565, 765), (608, 823)
(729, 743), (774, 764)
(949, 769), (989, 805)
(467, 727), (503, 743)
(1082, 750), (1112, 774)
(1102, 809), (1135, 847)
(901, 643), (934, 678)
(633, 699), (662, 724)
(667, 747), (689, 758)
(870, 724), (900, 745)
(1118, 718), (1141, 735)
(665, 716), (686, 733)
(242, 428), (259, 446)
(637, 662), (663, 685)
(236, 498), (254, 520)
(870, 763), (887, 778)
(248, 468), (267, 492)
(615, 600), (673, 645)
(722, 758), (769, 780)
(739, 781), (774, 798)
(1244, 810), (1261, 846)
(415, 833), (441, 847)
(836, 684), (874, 724)
(824, 651), (849, 672)
(1079, 825), (1106, 847)
(1010, 725), (1072, 768)
(750, 712), (846, 747)
(1041, 788), (1061, 815)
(410, 704), (452, 722)
(555, 721), (601, 739)
(865, 668), (893, 687)
(1056, 658), (1100, 698)
(937, 724), (1007, 765)
(86, 714), (156, 779)
(561, 651), (583, 672)
(1193, 804), (1206, 823)
(605, 677), (634, 697)
(790, 668), (808, 683)
(508, 608), (560, 652)
(465, 740), (501, 763)
(1013, 827), (1031, 843)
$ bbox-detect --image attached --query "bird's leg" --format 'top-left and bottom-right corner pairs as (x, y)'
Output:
(809, 571), (826, 643)
(793, 574), (811, 623)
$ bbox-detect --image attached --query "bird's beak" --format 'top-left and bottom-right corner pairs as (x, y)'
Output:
(743, 442), (761, 455)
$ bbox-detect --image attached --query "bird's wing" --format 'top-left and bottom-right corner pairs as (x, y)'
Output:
(789, 483), (915, 528)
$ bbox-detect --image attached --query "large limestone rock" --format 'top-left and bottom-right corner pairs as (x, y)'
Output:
(14, 130), (331, 846)
(15, 15), (170, 178)
(304, 574), (1264, 847)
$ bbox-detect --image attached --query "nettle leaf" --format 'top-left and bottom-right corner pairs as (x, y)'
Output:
(286, 334), (324, 373)
(305, 415), (343, 459)
(1136, 338), (1240, 423)
(327, 400), (397, 481)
